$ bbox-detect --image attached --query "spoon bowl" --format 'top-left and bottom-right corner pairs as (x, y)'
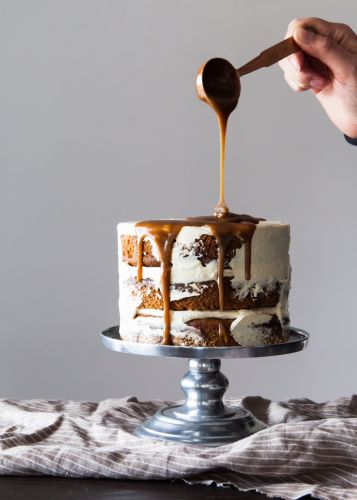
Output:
(196, 58), (241, 115)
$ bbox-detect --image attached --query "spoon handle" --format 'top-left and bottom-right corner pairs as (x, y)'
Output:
(238, 36), (299, 76)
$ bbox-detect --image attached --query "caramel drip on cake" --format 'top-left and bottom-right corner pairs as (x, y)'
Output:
(136, 234), (145, 282)
(135, 212), (262, 345)
(215, 234), (226, 310)
(218, 320), (230, 346)
(135, 223), (182, 345)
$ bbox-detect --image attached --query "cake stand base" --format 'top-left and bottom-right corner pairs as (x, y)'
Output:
(135, 358), (266, 445)
(101, 327), (309, 446)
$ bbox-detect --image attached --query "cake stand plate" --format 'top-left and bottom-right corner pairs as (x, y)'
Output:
(101, 327), (309, 446)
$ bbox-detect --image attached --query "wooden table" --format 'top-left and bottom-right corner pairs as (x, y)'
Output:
(0, 477), (315, 499)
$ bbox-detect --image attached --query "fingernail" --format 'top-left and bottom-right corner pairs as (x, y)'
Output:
(295, 26), (316, 44)
(310, 78), (325, 89)
(289, 56), (300, 71)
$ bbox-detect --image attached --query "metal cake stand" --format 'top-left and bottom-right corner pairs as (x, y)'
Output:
(101, 326), (309, 446)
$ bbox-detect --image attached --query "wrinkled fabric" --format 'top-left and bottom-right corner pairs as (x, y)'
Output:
(0, 395), (357, 500)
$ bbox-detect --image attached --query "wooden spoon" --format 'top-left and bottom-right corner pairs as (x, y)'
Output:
(196, 36), (299, 113)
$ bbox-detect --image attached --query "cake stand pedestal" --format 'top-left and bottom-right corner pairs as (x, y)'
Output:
(101, 327), (309, 446)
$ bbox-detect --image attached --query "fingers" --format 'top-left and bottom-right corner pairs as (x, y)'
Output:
(279, 52), (327, 93)
(328, 22), (357, 53)
(283, 66), (326, 93)
(286, 17), (357, 51)
(294, 27), (353, 81)
(283, 18), (357, 81)
(278, 50), (304, 73)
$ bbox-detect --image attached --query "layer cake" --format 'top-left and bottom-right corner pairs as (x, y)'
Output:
(117, 214), (290, 347)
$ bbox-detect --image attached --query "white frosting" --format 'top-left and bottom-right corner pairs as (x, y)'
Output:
(137, 307), (278, 323)
(174, 225), (212, 247)
(230, 221), (290, 282)
(230, 310), (277, 346)
(118, 259), (219, 286)
(119, 290), (141, 320)
(120, 316), (203, 343)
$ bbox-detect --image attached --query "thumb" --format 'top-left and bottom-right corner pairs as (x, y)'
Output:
(294, 26), (351, 80)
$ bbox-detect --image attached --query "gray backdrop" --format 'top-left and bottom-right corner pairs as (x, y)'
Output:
(1, 0), (356, 403)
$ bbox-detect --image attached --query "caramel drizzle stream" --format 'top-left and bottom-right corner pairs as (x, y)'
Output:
(214, 113), (229, 218)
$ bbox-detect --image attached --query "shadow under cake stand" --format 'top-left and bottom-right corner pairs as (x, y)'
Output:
(101, 326), (309, 446)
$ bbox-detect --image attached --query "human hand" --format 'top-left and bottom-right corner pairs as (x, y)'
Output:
(279, 18), (357, 138)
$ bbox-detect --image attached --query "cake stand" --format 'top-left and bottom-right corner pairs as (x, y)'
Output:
(101, 326), (309, 446)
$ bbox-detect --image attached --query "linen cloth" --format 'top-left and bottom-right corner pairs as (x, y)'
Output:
(0, 395), (356, 500)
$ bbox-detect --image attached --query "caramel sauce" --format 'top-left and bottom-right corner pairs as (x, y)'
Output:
(132, 61), (260, 345)
(218, 321), (230, 346)
(136, 234), (145, 282)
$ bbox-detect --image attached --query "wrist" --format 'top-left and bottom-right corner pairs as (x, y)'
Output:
(339, 122), (357, 139)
